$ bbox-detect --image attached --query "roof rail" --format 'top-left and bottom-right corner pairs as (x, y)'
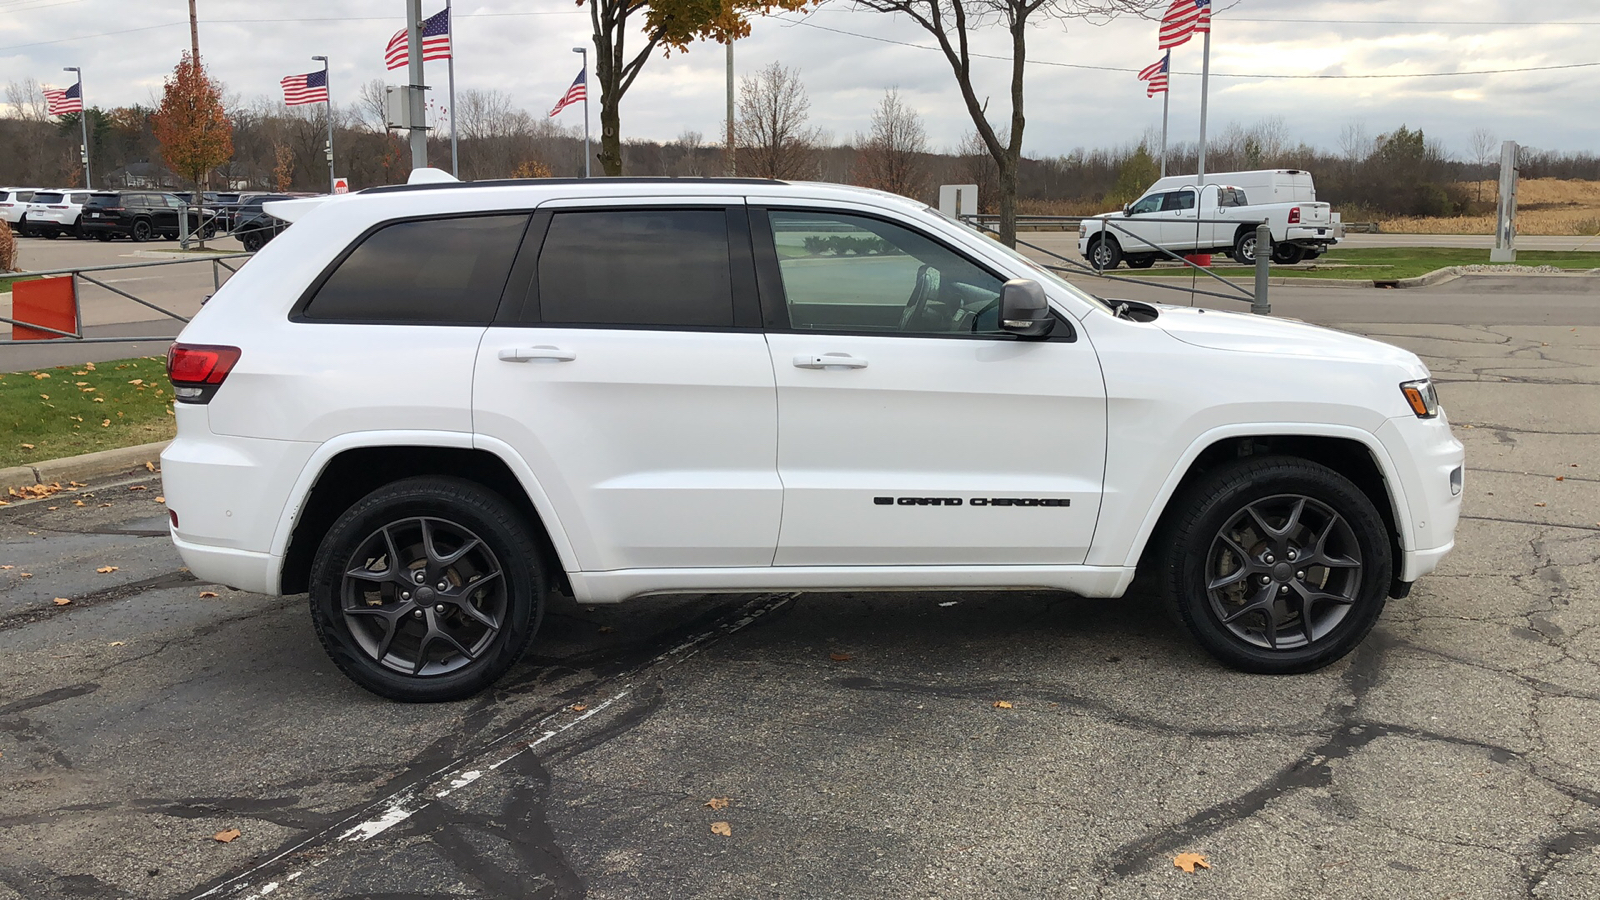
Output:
(361, 176), (788, 196)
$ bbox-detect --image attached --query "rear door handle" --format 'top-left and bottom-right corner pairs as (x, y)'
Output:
(498, 345), (576, 363)
(793, 353), (868, 370)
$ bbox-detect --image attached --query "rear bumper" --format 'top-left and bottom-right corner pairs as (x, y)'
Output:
(170, 533), (282, 595)
(1285, 225), (1335, 244)
(81, 219), (130, 234)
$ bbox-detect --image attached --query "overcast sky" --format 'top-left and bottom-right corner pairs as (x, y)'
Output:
(2, 0), (1596, 160)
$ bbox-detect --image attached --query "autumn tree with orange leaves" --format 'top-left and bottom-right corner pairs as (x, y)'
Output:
(151, 52), (233, 197)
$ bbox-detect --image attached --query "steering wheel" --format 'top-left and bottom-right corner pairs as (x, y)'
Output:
(899, 265), (940, 332)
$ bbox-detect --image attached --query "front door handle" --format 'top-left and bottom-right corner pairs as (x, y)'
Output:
(498, 345), (576, 363)
(794, 353), (868, 370)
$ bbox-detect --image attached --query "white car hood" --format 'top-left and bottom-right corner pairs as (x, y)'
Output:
(1150, 304), (1424, 370)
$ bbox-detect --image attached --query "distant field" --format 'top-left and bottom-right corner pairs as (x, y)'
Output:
(1120, 247), (1600, 281)
(1385, 179), (1600, 235)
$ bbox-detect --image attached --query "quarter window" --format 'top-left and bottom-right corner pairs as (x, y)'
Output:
(767, 210), (1005, 335)
(304, 215), (528, 323)
(536, 209), (734, 327)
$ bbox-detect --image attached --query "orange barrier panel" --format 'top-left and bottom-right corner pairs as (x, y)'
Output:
(11, 275), (77, 341)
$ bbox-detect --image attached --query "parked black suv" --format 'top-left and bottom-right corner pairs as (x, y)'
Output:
(231, 194), (298, 251)
(81, 191), (217, 242)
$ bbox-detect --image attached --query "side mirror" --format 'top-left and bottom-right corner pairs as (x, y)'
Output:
(999, 279), (1055, 338)
(1123, 204), (1134, 217)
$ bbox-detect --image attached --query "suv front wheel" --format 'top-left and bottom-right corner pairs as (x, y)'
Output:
(308, 477), (548, 701)
(1159, 456), (1392, 673)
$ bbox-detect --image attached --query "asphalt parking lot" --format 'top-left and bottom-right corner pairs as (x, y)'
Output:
(2, 245), (1599, 898)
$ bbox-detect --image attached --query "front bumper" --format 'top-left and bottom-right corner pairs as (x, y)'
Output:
(1376, 412), (1465, 582)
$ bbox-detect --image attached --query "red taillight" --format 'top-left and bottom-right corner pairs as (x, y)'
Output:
(167, 343), (241, 403)
(169, 508), (179, 528)
(1288, 207), (1301, 224)
(50, 205), (68, 209)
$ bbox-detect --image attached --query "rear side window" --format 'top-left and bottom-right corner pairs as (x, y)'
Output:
(1218, 187), (1249, 207)
(85, 194), (120, 208)
(304, 215), (529, 324)
(536, 209), (734, 327)
(34, 192), (63, 204)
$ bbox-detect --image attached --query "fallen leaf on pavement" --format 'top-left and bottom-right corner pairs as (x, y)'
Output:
(0, 566), (11, 570)
(213, 829), (241, 843)
(829, 651), (853, 662)
(199, 591), (219, 598)
(155, 497), (165, 503)
(128, 485), (147, 491)
(570, 703), (589, 712)
(53, 598), (71, 606)
(1173, 852), (1210, 873)
(1535, 502), (1547, 507)
(597, 624), (614, 633)
(710, 822), (732, 836)
(1556, 476), (1565, 482)
(144, 461), (156, 472)
(705, 797), (730, 810)
(97, 566), (118, 573)
(73, 500), (85, 507)
(18, 573), (31, 578)
(993, 700), (1014, 709)
(109, 641), (124, 647)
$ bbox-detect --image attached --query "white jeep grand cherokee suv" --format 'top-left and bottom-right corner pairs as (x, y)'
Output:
(161, 174), (1463, 701)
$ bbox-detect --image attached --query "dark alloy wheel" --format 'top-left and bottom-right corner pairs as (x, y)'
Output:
(1089, 236), (1123, 270)
(1160, 455), (1392, 673)
(241, 231), (264, 252)
(131, 219), (153, 242)
(309, 477), (548, 701)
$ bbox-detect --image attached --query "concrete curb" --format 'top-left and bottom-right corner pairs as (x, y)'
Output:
(2, 441), (168, 493)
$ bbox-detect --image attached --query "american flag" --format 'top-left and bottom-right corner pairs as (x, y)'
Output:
(1138, 54), (1170, 97)
(1158, 0), (1211, 50)
(43, 82), (83, 116)
(549, 68), (586, 118)
(385, 8), (451, 71)
(280, 69), (329, 106)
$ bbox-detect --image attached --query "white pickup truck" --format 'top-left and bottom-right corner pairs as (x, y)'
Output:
(1079, 172), (1341, 269)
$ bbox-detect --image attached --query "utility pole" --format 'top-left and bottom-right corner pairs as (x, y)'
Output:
(405, 0), (428, 170)
(188, 0), (201, 62)
(725, 38), (735, 176)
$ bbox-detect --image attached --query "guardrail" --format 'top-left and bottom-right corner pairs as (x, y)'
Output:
(1, 253), (250, 344)
(965, 214), (1272, 316)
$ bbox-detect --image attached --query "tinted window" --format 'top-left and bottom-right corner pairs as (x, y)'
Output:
(768, 210), (1005, 335)
(536, 209), (733, 327)
(1218, 187), (1249, 207)
(85, 194), (121, 208)
(304, 215), (528, 323)
(1162, 191), (1196, 212)
(70, 193), (88, 204)
(33, 192), (64, 204)
(1128, 193), (1165, 215)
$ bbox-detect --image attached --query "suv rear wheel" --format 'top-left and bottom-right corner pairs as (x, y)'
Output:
(131, 219), (153, 242)
(1159, 455), (1392, 673)
(308, 476), (548, 701)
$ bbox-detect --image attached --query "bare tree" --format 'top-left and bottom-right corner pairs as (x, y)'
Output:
(956, 129), (999, 213)
(666, 128), (706, 176)
(5, 78), (48, 121)
(735, 62), (822, 180)
(855, 88), (928, 200)
(853, 0), (1157, 246)
(355, 79), (389, 134)
(1469, 127), (1498, 203)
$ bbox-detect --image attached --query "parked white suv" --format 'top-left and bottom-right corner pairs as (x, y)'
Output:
(25, 189), (92, 239)
(0, 187), (38, 233)
(161, 173), (1463, 701)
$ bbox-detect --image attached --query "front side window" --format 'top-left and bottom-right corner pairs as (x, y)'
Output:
(536, 209), (734, 327)
(768, 210), (1005, 335)
(1128, 193), (1166, 215)
(304, 215), (528, 323)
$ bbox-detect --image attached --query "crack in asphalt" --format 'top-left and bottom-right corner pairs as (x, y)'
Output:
(0, 569), (199, 632)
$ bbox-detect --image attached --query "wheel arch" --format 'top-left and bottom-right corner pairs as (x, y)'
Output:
(1126, 427), (1411, 578)
(276, 437), (576, 596)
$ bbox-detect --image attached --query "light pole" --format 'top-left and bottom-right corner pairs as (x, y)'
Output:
(312, 55), (335, 194)
(572, 46), (590, 178)
(405, 0), (427, 170)
(63, 66), (89, 189)
(725, 39), (735, 176)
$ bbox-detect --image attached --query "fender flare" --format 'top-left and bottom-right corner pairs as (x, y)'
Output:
(1118, 422), (1415, 569)
(266, 430), (581, 578)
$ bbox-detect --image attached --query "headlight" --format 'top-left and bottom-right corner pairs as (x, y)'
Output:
(1400, 379), (1439, 418)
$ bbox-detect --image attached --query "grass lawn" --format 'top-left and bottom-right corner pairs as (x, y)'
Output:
(1118, 248), (1600, 281)
(0, 356), (175, 470)
(0, 275), (41, 294)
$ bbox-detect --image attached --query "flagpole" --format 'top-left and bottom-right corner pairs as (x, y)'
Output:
(1160, 51), (1170, 178)
(572, 47), (590, 178)
(314, 56), (335, 194)
(63, 67), (90, 189)
(446, 0), (458, 177)
(1196, 27), (1210, 186)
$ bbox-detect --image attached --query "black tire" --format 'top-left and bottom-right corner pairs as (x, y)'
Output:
(95, 231), (112, 242)
(241, 231), (264, 252)
(1303, 249), (1323, 261)
(308, 476), (549, 702)
(43, 229), (58, 240)
(1087, 235), (1123, 270)
(73, 217), (87, 239)
(1272, 243), (1306, 265)
(1232, 229), (1266, 265)
(1125, 254), (1156, 269)
(130, 219), (153, 242)
(16, 215), (29, 237)
(1158, 455), (1392, 674)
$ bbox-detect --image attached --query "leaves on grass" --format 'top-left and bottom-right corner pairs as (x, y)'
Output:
(199, 591), (219, 598)
(19, 443), (32, 449)
(96, 566), (118, 573)
(1173, 852), (1210, 873)
(39, 393), (49, 400)
(212, 829), (241, 843)
(710, 822), (732, 837)
(705, 797), (730, 810)
(33, 372), (48, 380)
(101, 419), (110, 428)
(829, 651), (853, 662)
(993, 700), (1014, 709)
(52, 597), (71, 606)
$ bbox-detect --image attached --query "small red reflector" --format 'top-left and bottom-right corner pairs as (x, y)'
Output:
(168, 343), (242, 385)
(1288, 207), (1301, 224)
(169, 508), (179, 528)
